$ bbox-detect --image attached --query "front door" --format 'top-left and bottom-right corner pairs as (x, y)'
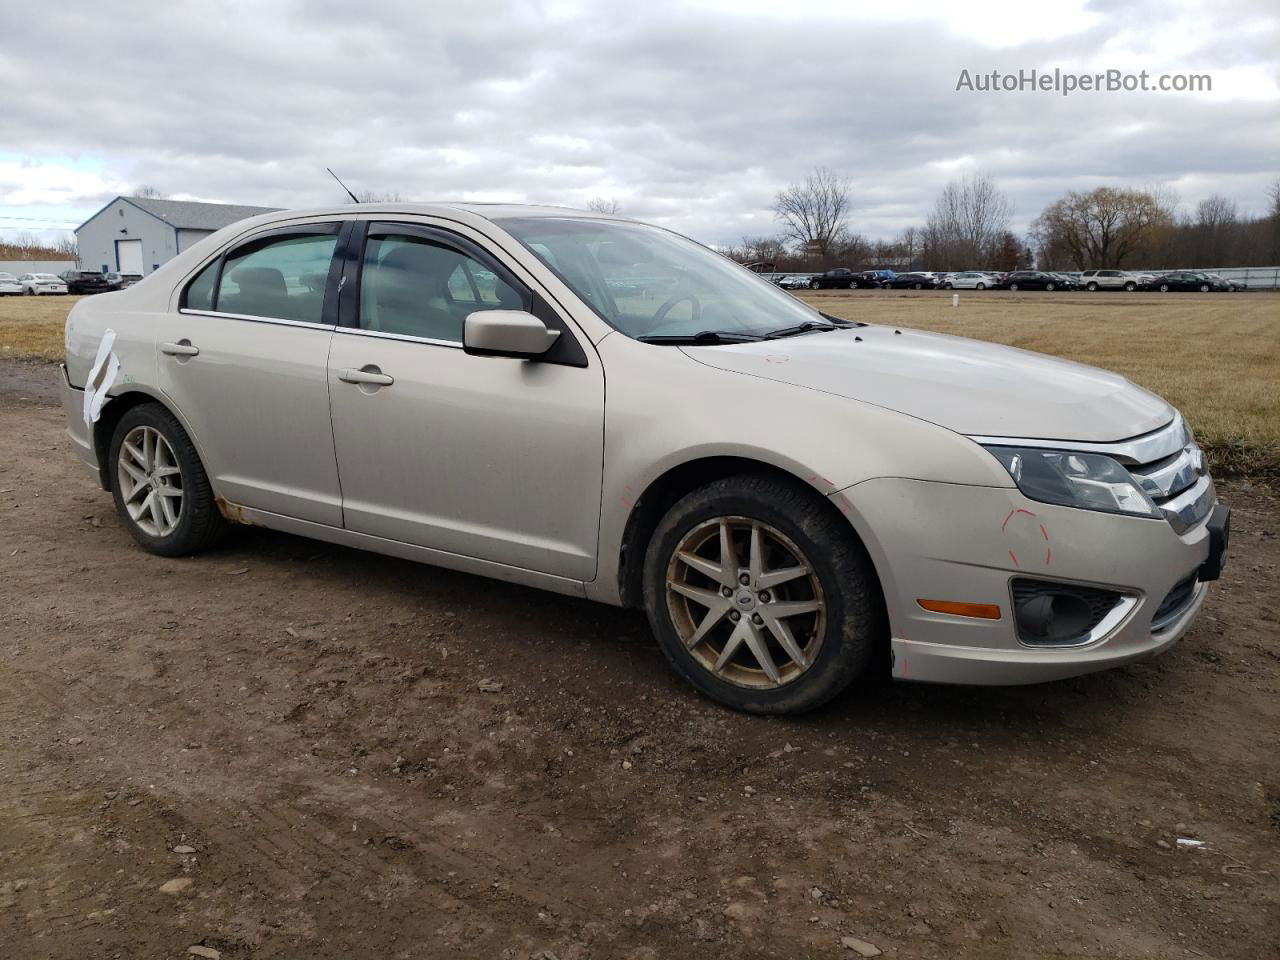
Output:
(326, 222), (604, 581)
(157, 223), (346, 526)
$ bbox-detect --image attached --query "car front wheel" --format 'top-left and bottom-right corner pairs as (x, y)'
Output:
(1159, 283), (1170, 292)
(975, 282), (986, 290)
(1124, 281), (1136, 291)
(1199, 284), (1210, 292)
(109, 403), (227, 557)
(808, 280), (820, 290)
(1009, 283), (1019, 291)
(643, 474), (882, 714)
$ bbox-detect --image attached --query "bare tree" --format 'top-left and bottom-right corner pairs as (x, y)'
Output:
(587, 197), (621, 215)
(352, 189), (403, 203)
(133, 185), (167, 199)
(773, 168), (852, 262)
(923, 174), (1012, 269)
(55, 234), (79, 259)
(1193, 194), (1239, 264)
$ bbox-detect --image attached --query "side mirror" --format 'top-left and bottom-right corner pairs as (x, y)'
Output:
(463, 310), (560, 359)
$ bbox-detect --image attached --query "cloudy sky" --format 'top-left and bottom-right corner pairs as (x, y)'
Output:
(2, 0), (1277, 248)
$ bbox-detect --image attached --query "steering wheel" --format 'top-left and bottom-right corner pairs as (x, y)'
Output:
(650, 292), (702, 329)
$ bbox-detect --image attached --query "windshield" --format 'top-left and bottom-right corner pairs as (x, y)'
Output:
(496, 216), (828, 340)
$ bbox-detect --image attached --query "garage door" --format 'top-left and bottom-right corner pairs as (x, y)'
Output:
(117, 239), (143, 274)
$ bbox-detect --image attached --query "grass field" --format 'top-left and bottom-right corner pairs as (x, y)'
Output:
(3, 290), (1277, 477)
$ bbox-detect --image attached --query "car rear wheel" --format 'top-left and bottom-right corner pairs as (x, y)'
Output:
(1199, 284), (1210, 292)
(847, 281), (857, 289)
(808, 280), (820, 290)
(975, 282), (986, 290)
(1009, 283), (1019, 291)
(643, 474), (882, 714)
(109, 403), (227, 557)
(1086, 282), (1098, 291)
(1159, 283), (1170, 292)
(1124, 281), (1136, 291)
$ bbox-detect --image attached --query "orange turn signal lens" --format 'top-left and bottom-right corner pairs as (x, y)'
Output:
(916, 599), (1002, 620)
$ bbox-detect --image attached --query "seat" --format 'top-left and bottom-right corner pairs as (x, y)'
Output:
(370, 244), (463, 342)
(223, 266), (293, 319)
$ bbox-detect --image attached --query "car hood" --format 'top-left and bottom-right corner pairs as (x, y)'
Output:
(682, 325), (1173, 443)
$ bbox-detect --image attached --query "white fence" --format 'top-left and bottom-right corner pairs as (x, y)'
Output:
(0, 260), (77, 276)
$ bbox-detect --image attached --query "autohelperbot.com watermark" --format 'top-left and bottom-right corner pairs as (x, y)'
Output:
(955, 68), (1212, 96)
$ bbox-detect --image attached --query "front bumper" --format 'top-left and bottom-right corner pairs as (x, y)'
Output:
(834, 477), (1224, 686)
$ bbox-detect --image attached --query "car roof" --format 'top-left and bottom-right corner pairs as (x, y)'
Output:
(244, 201), (625, 226)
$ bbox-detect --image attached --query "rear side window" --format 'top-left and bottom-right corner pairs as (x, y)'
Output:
(184, 259), (219, 311)
(359, 233), (529, 343)
(216, 234), (337, 324)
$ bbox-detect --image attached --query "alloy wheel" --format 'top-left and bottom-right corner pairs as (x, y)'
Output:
(666, 516), (826, 690)
(117, 425), (184, 537)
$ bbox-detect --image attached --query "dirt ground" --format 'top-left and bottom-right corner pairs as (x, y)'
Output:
(1, 359), (1278, 960)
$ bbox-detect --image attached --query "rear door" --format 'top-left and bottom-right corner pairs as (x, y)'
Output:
(326, 221), (604, 580)
(156, 222), (348, 525)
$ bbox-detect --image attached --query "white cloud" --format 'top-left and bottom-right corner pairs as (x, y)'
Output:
(0, 0), (1276, 245)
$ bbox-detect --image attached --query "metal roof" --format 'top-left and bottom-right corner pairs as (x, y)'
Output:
(118, 197), (282, 231)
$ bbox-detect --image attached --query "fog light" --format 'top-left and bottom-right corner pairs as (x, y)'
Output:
(1011, 578), (1124, 647)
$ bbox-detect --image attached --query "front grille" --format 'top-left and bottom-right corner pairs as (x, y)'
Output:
(1111, 419), (1214, 534)
(1151, 573), (1199, 630)
(1011, 578), (1126, 647)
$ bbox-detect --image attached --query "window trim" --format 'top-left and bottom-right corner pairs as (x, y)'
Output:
(178, 222), (348, 327)
(339, 220), (587, 367)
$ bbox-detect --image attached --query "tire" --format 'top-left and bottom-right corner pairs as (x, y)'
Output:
(642, 474), (883, 715)
(975, 282), (986, 290)
(943, 282), (952, 289)
(808, 280), (820, 290)
(912, 282), (922, 289)
(108, 403), (227, 557)
(1009, 283), (1019, 291)
(1159, 284), (1170, 292)
(848, 281), (857, 289)
(1199, 284), (1210, 292)
(1045, 282), (1056, 291)
(1087, 282), (1098, 291)
(1124, 281), (1136, 292)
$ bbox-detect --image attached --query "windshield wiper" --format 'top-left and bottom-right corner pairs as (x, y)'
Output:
(760, 321), (844, 340)
(636, 330), (763, 345)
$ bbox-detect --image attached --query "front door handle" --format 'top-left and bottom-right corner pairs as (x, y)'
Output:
(339, 366), (394, 386)
(161, 340), (200, 357)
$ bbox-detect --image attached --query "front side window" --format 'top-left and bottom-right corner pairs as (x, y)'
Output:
(214, 233), (338, 324)
(495, 216), (827, 340)
(359, 233), (528, 343)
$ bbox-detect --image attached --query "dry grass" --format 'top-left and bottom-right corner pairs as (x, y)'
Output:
(2, 290), (1277, 476)
(0, 294), (82, 362)
(799, 289), (1280, 478)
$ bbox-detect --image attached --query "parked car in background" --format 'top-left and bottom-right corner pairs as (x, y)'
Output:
(942, 271), (998, 290)
(859, 270), (895, 288)
(1206, 274), (1245, 292)
(806, 268), (865, 290)
(1149, 271), (1227, 293)
(776, 275), (813, 290)
(1049, 273), (1080, 289)
(105, 271), (143, 290)
(0, 272), (24, 295)
(59, 270), (113, 295)
(999, 271), (1066, 291)
(19, 273), (69, 295)
(61, 202), (1228, 714)
(1081, 269), (1139, 292)
(883, 272), (939, 289)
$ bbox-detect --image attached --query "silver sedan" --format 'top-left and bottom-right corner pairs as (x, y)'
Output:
(61, 203), (1227, 713)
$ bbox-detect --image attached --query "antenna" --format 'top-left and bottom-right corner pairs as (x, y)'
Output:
(326, 167), (360, 204)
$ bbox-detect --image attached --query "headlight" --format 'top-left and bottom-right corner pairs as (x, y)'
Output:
(983, 446), (1160, 518)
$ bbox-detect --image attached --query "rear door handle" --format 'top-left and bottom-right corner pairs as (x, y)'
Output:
(161, 340), (200, 357)
(339, 367), (394, 386)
